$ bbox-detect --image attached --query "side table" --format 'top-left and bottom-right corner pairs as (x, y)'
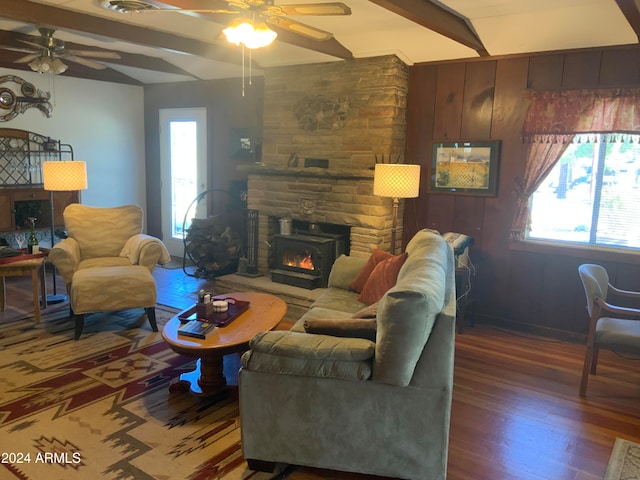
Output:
(0, 256), (47, 323)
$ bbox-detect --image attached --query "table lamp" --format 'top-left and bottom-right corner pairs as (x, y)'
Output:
(373, 163), (421, 254)
(42, 160), (88, 304)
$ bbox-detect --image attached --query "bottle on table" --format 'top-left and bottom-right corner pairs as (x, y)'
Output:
(27, 217), (39, 255)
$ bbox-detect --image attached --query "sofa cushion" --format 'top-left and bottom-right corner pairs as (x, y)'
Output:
(357, 252), (407, 305)
(373, 230), (449, 386)
(328, 254), (368, 290)
(352, 302), (379, 318)
(249, 330), (374, 361)
(243, 330), (375, 381)
(241, 350), (372, 381)
(309, 288), (367, 315)
(349, 249), (394, 292)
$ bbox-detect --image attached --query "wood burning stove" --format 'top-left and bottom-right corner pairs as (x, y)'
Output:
(271, 233), (345, 289)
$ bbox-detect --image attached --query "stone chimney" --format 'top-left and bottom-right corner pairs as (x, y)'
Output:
(244, 55), (411, 273)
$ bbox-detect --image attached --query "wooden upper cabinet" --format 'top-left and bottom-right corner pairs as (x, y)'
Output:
(0, 129), (79, 233)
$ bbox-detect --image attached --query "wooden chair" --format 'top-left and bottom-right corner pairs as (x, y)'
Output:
(577, 264), (640, 396)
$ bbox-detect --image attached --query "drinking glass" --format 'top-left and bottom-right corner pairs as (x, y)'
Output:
(15, 232), (25, 250)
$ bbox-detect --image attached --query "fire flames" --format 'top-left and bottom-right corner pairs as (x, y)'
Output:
(284, 252), (315, 270)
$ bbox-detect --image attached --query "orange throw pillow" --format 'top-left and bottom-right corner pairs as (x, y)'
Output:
(349, 249), (394, 293)
(357, 252), (408, 305)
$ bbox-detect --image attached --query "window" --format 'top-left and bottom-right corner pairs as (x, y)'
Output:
(528, 133), (640, 249)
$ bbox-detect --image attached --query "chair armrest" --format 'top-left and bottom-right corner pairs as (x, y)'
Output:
(120, 234), (171, 270)
(609, 284), (640, 301)
(597, 297), (640, 318)
(49, 238), (80, 288)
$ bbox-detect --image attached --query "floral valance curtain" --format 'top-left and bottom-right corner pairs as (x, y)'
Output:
(511, 88), (640, 240)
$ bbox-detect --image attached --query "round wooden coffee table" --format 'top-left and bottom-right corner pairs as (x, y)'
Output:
(162, 291), (287, 397)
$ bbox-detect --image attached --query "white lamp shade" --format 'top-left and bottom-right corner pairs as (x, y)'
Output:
(373, 163), (421, 198)
(42, 161), (88, 191)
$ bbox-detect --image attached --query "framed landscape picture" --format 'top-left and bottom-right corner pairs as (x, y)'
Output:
(430, 140), (500, 196)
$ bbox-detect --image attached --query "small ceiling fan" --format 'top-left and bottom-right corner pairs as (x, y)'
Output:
(14, 27), (122, 73)
(101, 0), (351, 42)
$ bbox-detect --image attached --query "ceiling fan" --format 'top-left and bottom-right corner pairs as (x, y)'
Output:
(101, 0), (352, 43)
(14, 27), (122, 74)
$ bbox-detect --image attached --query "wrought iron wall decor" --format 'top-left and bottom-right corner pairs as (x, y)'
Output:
(0, 75), (53, 122)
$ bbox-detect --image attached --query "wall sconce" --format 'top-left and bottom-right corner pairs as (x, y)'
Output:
(373, 163), (421, 254)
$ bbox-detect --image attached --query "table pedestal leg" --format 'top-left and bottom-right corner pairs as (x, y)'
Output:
(169, 355), (227, 398)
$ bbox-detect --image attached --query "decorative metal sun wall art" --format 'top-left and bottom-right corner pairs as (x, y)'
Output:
(0, 75), (53, 122)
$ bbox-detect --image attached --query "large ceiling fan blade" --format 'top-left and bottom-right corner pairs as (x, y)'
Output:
(62, 55), (108, 70)
(14, 52), (40, 64)
(101, 0), (239, 14)
(17, 38), (46, 50)
(264, 3), (351, 16)
(266, 16), (334, 41)
(66, 49), (122, 59)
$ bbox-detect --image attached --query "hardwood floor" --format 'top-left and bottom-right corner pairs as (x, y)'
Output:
(2, 265), (639, 480)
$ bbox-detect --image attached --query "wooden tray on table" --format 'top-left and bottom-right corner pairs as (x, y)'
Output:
(178, 297), (251, 327)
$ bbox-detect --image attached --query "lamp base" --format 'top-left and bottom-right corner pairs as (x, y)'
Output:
(46, 294), (67, 305)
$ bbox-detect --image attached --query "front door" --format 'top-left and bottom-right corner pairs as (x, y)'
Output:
(159, 108), (207, 258)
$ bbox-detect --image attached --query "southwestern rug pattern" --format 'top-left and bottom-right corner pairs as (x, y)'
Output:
(605, 438), (640, 480)
(0, 307), (282, 480)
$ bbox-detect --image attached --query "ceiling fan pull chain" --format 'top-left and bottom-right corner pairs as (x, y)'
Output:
(242, 43), (246, 97)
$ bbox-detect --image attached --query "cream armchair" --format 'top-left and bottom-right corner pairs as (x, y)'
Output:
(49, 204), (170, 339)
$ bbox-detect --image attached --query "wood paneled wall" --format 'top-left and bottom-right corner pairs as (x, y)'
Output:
(404, 45), (640, 338)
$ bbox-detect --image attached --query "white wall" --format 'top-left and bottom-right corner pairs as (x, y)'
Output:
(0, 69), (145, 209)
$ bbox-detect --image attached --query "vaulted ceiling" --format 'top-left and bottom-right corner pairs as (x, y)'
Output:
(0, 0), (638, 85)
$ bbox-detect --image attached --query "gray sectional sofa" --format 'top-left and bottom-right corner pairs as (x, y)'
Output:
(239, 229), (456, 480)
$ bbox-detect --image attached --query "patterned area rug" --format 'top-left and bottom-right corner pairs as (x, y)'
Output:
(605, 438), (640, 480)
(0, 307), (285, 480)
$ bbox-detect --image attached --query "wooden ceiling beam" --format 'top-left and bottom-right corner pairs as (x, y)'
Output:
(615, 0), (640, 42)
(0, 0), (241, 65)
(368, 0), (488, 56)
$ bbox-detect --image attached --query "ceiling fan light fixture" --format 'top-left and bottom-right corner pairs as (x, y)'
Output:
(28, 54), (68, 75)
(223, 19), (277, 49)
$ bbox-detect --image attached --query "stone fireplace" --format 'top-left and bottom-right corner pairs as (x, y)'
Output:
(244, 55), (411, 277)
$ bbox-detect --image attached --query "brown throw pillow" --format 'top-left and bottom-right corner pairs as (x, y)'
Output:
(304, 318), (377, 341)
(349, 249), (394, 293)
(357, 252), (408, 305)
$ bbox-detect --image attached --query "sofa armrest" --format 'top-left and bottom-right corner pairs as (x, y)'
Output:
(49, 238), (80, 288)
(327, 254), (368, 290)
(119, 234), (171, 270)
(241, 330), (374, 380)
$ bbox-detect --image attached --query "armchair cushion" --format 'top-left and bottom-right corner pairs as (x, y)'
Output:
(64, 204), (143, 259)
